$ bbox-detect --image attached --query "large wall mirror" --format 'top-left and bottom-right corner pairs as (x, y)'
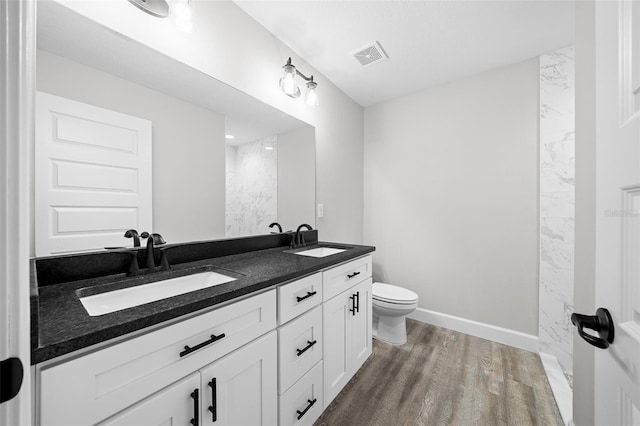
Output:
(34, 1), (315, 256)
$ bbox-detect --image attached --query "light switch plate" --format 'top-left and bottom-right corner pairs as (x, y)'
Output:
(317, 203), (324, 218)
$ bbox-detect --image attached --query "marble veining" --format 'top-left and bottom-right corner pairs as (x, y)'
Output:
(539, 46), (575, 382)
(225, 135), (278, 237)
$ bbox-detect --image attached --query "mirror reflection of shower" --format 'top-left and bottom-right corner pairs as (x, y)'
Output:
(225, 135), (278, 237)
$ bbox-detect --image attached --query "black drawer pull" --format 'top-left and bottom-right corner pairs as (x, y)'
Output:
(180, 333), (226, 357)
(296, 291), (317, 303)
(208, 378), (217, 422)
(296, 398), (317, 420)
(349, 294), (356, 316)
(347, 271), (361, 279)
(190, 389), (199, 426)
(296, 340), (317, 356)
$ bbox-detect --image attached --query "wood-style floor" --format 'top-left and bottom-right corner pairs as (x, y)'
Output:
(315, 319), (563, 426)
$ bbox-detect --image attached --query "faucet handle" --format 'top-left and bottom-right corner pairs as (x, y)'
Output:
(151, 233), (166, 245)
(124, 229), (141, 247)
(140, 231), (150, 239)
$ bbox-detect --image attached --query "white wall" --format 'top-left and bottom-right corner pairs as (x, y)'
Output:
(54, 0), (364, 244)
(364, 58), (540, 335)
(278, 126), (316, 232)
(36, 50), (226, 247)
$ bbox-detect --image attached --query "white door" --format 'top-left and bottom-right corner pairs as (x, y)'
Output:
(35, 92), (153, 255)
(99, 373), (200, 426)
(199, 331), (277, 426)
(0, 0), (33, 424)
(588, 1), (640, 423)
(351, 278), (373, 373)
(322, 289), (352, 408)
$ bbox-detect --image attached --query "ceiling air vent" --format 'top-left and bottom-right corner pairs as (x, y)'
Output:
(352, 41), (388, 68)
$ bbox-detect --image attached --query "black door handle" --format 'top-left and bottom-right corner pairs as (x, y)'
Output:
(571, 307), (615, 349)
(349, 294), (356, 316)
(190, 389), (199, 426)
(208, 378), (217, 422)
(0, 357), (23, 404)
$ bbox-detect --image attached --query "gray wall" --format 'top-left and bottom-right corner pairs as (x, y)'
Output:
(36, 50), (226, 248)
(573, 1), (596, 423)
(278, 126), (316, 232)
(363, 58), (540, 335)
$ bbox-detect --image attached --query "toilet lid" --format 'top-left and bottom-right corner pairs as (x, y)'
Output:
(372, 282), (418, 304)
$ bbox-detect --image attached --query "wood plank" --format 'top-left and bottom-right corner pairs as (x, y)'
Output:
(314, 320), (563, 426)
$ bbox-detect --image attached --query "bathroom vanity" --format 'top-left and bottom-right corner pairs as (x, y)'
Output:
(31, 232), (374, 425)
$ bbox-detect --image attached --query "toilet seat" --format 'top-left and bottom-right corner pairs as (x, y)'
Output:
(372, 282), (418, 305)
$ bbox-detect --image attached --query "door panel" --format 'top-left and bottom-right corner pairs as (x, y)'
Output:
(322, 291), (351, 408)
(593, 1), (640, 423)
(199, 331), (277, 426)
(35, 92), (152, 255)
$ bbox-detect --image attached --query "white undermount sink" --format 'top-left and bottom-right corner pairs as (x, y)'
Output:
(292, 247), (346, 258)
(79, 271), (236, 316)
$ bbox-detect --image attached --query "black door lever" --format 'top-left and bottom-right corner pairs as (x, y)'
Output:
(0, 357), (24, 403)
(571, 307), (615, 349)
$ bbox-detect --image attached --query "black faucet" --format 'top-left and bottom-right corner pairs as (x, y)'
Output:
(269, 222), (283, 233)
(124, 229), (141, 247)
(142, 232), (166, 268)
(294, 224), (313, 248)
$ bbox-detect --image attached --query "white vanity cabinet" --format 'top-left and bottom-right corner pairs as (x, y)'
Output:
(37, 290), (277, 426)
(322, 256), (373, 408)
(100, 332), (277, 426)
(198, 331), (277, 425)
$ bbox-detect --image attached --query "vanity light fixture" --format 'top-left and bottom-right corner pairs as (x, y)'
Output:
(279, 58), (319, 108)
(127, 0), (193, 33)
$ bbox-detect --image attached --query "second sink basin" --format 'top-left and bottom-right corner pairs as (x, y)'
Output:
(79, 271), (237, 316)
(292, 247), (346, 258)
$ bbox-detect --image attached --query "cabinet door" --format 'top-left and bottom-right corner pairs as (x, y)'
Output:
(351, 278), (373, 373)
(99, 373), (200, 426)
(200, 331), (277, 426)
(322, 290), (352, 408)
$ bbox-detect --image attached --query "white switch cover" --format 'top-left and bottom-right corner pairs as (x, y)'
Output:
(317, 203), (324, 218)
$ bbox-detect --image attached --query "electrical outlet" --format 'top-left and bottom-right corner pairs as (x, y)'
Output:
(317, 203), (324, 218)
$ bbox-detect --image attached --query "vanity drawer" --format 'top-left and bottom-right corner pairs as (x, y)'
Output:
(38, 290), (276, 426)
(323, 255), (372, 301)
(278, 305), (323, 394)
(279, 361), (323, 426)
(278, 273), (322, 325)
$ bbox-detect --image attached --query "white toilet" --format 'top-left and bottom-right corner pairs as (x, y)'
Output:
(372, 282), (419, 345)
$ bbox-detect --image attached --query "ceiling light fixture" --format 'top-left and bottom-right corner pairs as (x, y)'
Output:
(279, 58), (319, 108)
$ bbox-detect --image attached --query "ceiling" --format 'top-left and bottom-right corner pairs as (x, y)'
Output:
(234, 0), (575, 107)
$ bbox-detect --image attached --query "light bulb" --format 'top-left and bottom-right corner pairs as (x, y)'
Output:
(173, 0), (192, 32)
(305, 81), (318, 107)
(280, 64), (298, 96)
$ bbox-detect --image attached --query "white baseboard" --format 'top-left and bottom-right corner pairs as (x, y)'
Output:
(407, 307), (539, 353)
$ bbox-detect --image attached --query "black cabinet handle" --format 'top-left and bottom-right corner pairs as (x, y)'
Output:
(180, 333), (226, 357)
(347, 271), (361, 279)
(296, 291), (317, 303)
(208, 378), (217, 422)
(190, 389), (199, 426)
(296, 398), (317, 420)
(571, 307), (615, 349)
(296, 340), (317, 356)
(355, 291), (360, 313)
(349, 294), (356, 316)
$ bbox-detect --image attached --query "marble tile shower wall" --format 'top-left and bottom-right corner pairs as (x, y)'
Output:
(225, 135), (278, 237)
(539, 46), (575, 383)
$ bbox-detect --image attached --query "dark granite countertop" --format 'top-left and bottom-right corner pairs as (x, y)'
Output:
(32, 241), (375, 364)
